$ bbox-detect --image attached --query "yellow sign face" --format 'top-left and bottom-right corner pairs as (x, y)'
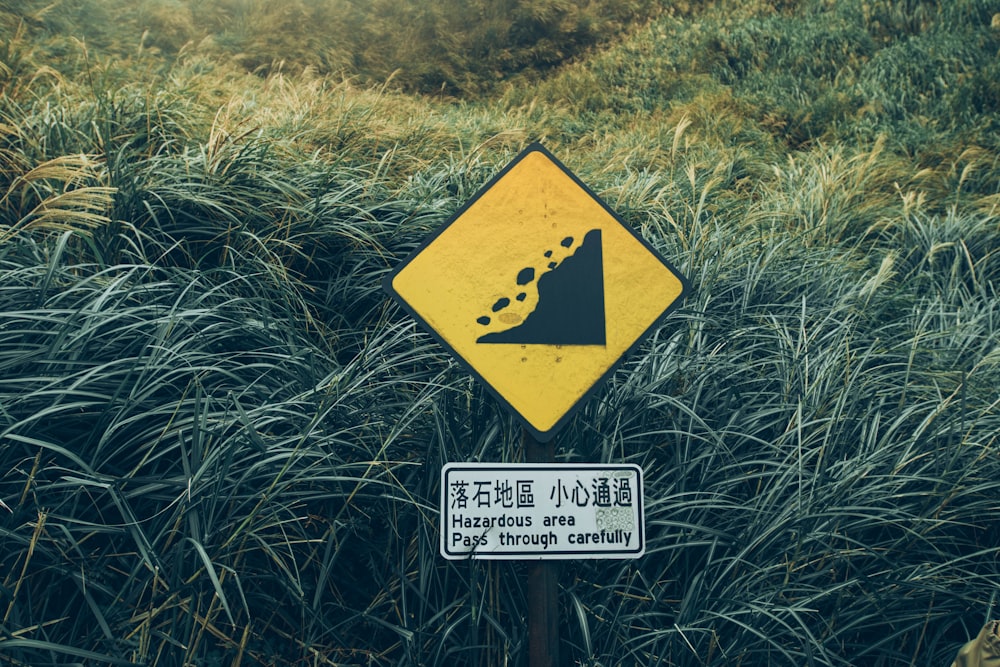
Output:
(385, 144), (688, 441)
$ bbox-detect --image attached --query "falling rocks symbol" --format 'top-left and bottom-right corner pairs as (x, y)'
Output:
(477, 229), (606, 346)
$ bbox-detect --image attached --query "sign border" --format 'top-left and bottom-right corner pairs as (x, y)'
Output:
(440, 462), (645, 560)
(383, 143), (690, 441)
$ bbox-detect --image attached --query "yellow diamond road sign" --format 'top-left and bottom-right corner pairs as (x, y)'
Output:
(384, 143), (689, 441)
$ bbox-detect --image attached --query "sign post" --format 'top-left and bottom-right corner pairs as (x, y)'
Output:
(385, 143), (686, 665)
(524, 429), (558, 667)
(440, 457), (646, 664)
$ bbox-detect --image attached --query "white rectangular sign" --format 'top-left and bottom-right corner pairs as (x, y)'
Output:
(441, 463), (645, 560)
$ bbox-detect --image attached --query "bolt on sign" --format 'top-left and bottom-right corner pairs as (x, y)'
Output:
(441, 463), (645, 560)
(384, 143), (689, 441)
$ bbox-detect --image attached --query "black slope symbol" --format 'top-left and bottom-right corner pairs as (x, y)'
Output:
(477, 229), (605, 345)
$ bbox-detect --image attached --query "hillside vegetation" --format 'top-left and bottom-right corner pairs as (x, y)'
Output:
(1, 0), (1000, 666)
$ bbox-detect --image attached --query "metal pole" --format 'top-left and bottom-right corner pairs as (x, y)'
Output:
(523, 428), (559, 667)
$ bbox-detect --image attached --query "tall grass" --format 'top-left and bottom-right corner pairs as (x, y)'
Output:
(554, 142), (1000, 665)
(2, 1), (999, 665)
(0, 245), (482, 664)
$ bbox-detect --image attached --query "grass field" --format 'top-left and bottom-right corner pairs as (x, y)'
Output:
(2, 0), (1000, 665)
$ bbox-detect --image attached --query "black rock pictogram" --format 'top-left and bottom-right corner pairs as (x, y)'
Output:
(476, 229), (606, 346)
